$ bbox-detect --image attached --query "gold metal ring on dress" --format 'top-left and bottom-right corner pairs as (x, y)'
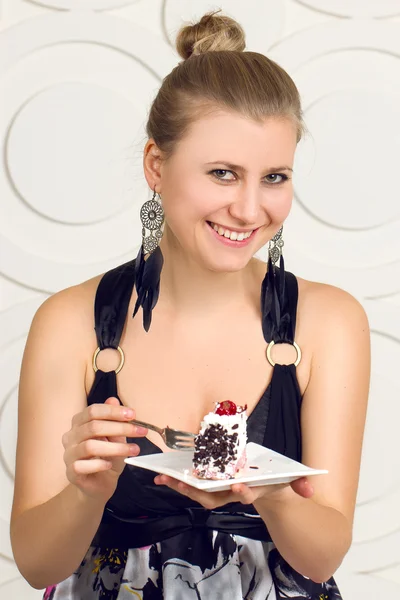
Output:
(266, 340), (302, 367)
(92, 346), (125, 374)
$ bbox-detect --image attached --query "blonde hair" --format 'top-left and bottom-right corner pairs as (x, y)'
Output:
(146, 10), (306, 159)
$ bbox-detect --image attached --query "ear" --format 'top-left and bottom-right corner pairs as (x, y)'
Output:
(143, 139), (164, 191)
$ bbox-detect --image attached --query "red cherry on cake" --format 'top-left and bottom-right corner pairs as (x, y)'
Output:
(215, 400), (237, 416)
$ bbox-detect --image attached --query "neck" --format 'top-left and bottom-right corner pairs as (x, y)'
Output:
(157, 230), (258, 316)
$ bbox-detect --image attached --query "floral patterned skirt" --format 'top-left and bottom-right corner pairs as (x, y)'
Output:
(43, 530), (342, 600)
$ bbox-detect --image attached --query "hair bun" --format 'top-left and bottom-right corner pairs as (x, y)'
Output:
(176, 10), (246, 60)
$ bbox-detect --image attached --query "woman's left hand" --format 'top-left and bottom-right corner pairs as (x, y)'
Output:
(154, 474), (314, 510)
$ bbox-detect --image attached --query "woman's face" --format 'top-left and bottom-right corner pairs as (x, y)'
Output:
(146, 110), (297, 272)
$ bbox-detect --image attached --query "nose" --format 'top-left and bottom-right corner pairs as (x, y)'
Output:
(228, 187), (260, 226)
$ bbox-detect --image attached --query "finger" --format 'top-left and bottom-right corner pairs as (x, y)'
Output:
(73, 420), (148, 445)
(71, 399), (135, 428)
(66, 439), (140, 463)
(104, 397), (148, 445)
(230, 483), (256, 504)
(104, 397), (128, 444)
(105, 397), (122, 405)
(69, 458), (113, 476)
(154, 475), (236, 510)
(291, 477), (314, 498)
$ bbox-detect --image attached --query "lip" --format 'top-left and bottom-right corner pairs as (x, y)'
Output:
(206, 221), (257, 247)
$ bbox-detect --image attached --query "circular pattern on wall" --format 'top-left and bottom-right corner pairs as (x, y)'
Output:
(6, 83), (142, 224)
(340, 300), (400, 578)
(357, 368), (400, 505)
(0, 303), (35, 567)
(163, 0), (286, 53)
(294, 0), (400, 18)
(0, 388), (17, 481)
(26, 0), (141, 10)
(295, 90), (400, 230)
(269, 20), (400, 297)
(0, 298), (47, 483)
(0, 12), (176, 291)
(335, 572), (400, 600)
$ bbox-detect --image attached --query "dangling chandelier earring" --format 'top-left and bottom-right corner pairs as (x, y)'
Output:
(268, 226), (284, 266)
(133, 187), (164, 331)
(260, 225), (286, 343)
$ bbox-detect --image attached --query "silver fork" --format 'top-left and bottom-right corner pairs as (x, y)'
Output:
(129, 418), (196, 451)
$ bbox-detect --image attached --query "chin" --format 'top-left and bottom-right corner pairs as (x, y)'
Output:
(200, 252), (252, 274)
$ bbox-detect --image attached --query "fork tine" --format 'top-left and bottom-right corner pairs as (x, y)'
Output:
(164, 428), (196, 451)
(166, 427), (196, 438)
(169, 443), (194, 451)
(167, 435), (195, 444)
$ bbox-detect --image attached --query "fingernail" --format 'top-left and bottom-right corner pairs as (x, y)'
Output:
(135, 426), (148, 435)
(123, 409), (134, 419)
(129, 445), (139, 454)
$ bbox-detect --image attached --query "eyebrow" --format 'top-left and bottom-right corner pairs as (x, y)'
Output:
(205, 161), (293, 173)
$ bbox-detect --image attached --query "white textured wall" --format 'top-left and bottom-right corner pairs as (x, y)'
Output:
(0, 1), (399, 598)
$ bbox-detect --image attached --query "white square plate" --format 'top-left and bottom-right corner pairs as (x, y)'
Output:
(125, 442), (328, 492)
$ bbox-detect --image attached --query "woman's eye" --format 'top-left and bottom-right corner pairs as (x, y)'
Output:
(210, 169), (235, 181)
(265, 174), (289, 184)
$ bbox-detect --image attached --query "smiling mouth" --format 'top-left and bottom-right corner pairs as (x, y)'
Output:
(207, 221), (255, 241)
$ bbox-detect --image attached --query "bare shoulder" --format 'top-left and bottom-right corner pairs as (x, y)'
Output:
(296, 275), (370, 343)
(31, 273), (105, 357)
(34, 273), (102, 327)
(297, 274), (367, 310)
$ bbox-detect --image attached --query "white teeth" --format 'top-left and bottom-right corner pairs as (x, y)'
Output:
(209, 222), (253, 241)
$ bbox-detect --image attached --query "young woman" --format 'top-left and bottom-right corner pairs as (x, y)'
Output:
(10, 11), (370, 600)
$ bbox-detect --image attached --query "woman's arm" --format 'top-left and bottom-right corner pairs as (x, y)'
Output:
(11, 483), (105, 589)
(254, 284), (370, 581)
(10, 286), (105, 589)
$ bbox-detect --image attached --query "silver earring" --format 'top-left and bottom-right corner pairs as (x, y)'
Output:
(140, 189), (164, 253)
(268, 225), (284, 265)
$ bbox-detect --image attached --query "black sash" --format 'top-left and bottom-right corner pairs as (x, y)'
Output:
(91, 507), (272, 549)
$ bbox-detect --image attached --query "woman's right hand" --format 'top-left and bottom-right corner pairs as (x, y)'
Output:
(62, 397), (148, 503)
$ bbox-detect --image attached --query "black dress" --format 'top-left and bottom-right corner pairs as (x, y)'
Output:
(43, 259), (342, 600)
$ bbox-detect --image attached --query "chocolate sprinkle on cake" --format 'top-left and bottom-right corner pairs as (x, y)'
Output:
(192, 401), (248, 480)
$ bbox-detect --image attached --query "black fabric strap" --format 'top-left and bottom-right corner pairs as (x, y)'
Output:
(280, 270), (298, 344)
(262, 364), (302, 461)
(271, 267), (298, 345)
(261, 270), (301, 461)
(94, 259), (136, 350)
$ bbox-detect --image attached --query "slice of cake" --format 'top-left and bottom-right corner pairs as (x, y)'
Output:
(192, 400), (248, 480)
